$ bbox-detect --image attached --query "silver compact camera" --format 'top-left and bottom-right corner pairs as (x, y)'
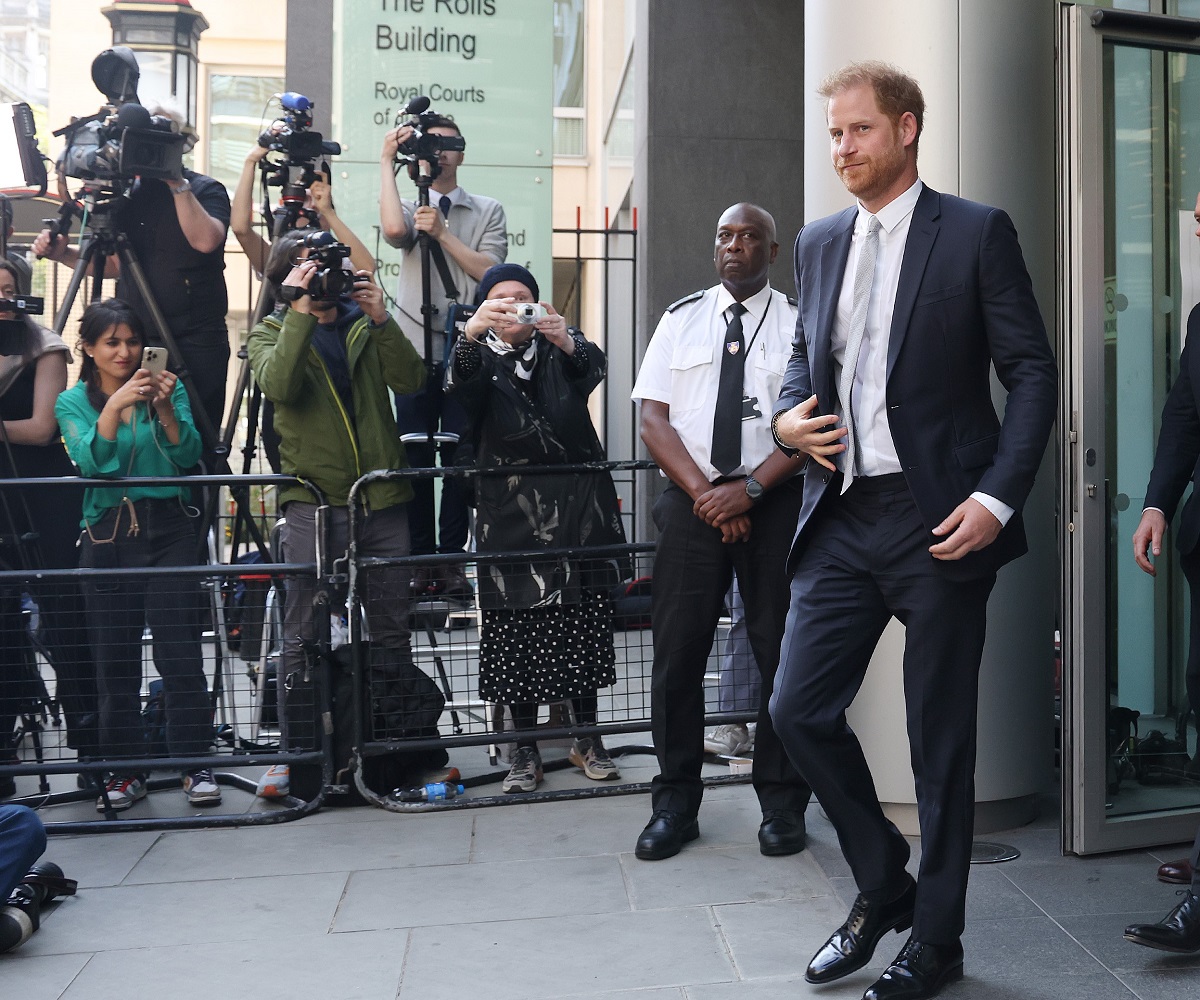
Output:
(513, 302), (548, 324)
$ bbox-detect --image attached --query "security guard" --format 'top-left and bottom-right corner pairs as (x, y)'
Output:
(630, 202), (811, 861)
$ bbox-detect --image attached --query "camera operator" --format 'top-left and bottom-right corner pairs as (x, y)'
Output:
(379, 115), (507, 600)
(34, 106), (231, 440)
(0, 262), (98, 795)
(246, 230), (427, 784)
(0, 804), (77, 954)
(232, 138), (373, 277)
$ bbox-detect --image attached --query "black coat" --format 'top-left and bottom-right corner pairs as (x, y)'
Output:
(446, 333), (627, 610)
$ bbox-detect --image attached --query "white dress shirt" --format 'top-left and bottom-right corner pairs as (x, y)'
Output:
(833, 179), (1012, 525)
(633, 283), (797, 482)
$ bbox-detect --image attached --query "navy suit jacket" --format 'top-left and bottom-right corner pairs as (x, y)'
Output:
(776, 185), (1058, 580)
(1146, 302), (1200, 556)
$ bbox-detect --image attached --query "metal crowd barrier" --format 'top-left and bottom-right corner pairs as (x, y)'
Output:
(340, 461), (755, 812)
(1, 464), (756, 825)
(0, 474), (331, 833)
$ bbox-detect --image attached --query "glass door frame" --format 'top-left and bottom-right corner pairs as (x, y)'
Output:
(1060, 2), (1200, 854)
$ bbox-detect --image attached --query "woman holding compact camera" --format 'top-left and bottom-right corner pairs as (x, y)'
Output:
(0, 261), (98, 798)
(55, 298), (217, 811)
(447, 263), (627, 793)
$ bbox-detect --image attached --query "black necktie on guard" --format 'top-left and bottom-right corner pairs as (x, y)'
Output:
(711, 302), (748, 475)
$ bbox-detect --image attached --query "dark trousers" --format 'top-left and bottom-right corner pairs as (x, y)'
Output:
(0, 804), (44, 899)
(771, 477), (994, 945)
(278, 502), (413, 748)
(1179, 549), (1200, 724)
(649, 480), (811, 818)
(394, 365), (470, 556)
(79, 500), (211, 760)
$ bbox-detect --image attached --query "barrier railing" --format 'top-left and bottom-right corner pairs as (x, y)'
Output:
(1, 464), (755, 824)
(0, 474), (331, 832)
(340, 461), (754, 811)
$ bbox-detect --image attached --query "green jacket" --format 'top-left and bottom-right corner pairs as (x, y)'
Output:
(247, 306), (426, 509)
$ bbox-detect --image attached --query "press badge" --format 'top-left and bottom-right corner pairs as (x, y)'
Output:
(741, 395), (762, 421)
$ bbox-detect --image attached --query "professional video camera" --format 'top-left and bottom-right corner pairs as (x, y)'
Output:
(392, 96), (465, 181)
(280, 230), (355, 303)
(53, 47), (185, 185)
(259, 92), (341, 192)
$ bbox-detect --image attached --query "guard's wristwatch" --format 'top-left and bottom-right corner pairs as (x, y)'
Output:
(745, 475), (765, 502)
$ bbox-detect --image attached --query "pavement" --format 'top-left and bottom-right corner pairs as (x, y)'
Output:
(3, 740), (1200, 1000)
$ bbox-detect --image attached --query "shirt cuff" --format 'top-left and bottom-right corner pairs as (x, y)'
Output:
(971, 491), (1014, 527)
(1144, 506), (1166, 516)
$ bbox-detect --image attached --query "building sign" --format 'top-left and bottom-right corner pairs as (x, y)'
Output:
(331, 0), (553, 308)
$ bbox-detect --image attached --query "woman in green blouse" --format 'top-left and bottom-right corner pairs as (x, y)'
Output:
(56, 299), (217, 812)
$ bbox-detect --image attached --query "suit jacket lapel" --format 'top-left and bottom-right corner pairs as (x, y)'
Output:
(816, 208), (856, 402)
(887, 186), (941, 380)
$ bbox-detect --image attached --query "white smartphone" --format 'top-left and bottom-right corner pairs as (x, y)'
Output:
(141, 346), (169, 376)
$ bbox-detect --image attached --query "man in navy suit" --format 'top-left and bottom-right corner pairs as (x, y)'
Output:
(1132, 192), (1200, 891)
(771, 62), (1056, 1000)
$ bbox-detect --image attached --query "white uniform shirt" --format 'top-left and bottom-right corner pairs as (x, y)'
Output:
(632, 283), (797, 482)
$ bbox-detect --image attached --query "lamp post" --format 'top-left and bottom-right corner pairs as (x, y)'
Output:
(100, 0), (208, 134)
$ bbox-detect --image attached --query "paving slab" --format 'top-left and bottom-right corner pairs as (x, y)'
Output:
(712, 896), (886, 983)
(397, 907), (736, 1000)
(17, 871), (350, 955)
(333, 854), (631, 931)
(1001, 851), (1180, 917)
(621, 844), (829, 911)
(1055, 909), (1200, 975)
(57, 929), (409, 1000)
(35, 831), (162, 888)
(0, 952), (93, 1000)
(121, 809), (475, 882)
(1120, 967), (1200, 999)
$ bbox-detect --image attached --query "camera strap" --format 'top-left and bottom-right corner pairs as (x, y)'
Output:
(426, 239), (460, 303)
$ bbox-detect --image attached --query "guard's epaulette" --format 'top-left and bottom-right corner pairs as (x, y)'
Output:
(666, 290), (705, 313)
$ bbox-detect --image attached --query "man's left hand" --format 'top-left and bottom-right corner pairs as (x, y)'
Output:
(350, 271), (388, 325)
(929, 497), (1002, 561)
(694, 481), (753, 527)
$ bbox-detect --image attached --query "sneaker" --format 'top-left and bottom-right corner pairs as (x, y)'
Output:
(569, 736), (621, 781)
(502, 745), (543, 793)
(255, 763), (291, 799)
(95, 774), (147, 812)
(703, 723), (754, 756)
(183, 769), (222, 806)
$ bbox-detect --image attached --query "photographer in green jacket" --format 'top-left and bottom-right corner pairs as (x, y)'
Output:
(247, 230), (426, 792)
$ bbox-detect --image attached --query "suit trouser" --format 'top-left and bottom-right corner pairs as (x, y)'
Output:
(649, 480), (811, 818)
(1178, 549), (1200, 724)
(771, 478), (994, 945)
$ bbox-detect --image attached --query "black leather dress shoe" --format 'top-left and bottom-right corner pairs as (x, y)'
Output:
(863, 937), (964, 1000)
(758, 810), (806, 856)
(805, 874), (917, 984)
(1124, 891), (1200, 953)
(635, 810), (699, 861)
(1157, 858), (1195, 885)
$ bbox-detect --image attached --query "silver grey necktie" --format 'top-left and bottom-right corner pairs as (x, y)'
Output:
(837, 214), (881, 493)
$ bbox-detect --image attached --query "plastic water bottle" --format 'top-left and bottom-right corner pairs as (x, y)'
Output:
(392, 781), (465, 802)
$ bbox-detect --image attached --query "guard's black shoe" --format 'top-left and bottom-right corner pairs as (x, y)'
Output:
(757, 810), (806, 856)
(1124, 891), (1200, 953)
(863, 937), (964, 1000)
(634, 810), (699, 860)
(805, 874), (917, 984)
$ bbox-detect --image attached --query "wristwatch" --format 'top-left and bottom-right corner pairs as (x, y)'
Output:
(745, 476), (765, 502)
(171, 178), (191, 195)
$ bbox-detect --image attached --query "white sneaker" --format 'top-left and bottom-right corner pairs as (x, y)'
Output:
(183, 769), (222, 806)
(703, 723), (754, 756)
(255, 764), (291, 799)
(95, 774), (148, 812)
(569, 736), (621, 781)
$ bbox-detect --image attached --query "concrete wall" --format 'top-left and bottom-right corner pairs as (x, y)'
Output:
(632, 0), (805, 536)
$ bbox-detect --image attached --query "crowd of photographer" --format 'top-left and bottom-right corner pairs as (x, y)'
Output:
(0, 58), (633, 813)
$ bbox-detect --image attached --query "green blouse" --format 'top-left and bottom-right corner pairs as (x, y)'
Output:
(55, 378), (203, 527)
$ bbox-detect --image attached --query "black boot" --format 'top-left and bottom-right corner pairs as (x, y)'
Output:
(0, 861), (77, 954)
